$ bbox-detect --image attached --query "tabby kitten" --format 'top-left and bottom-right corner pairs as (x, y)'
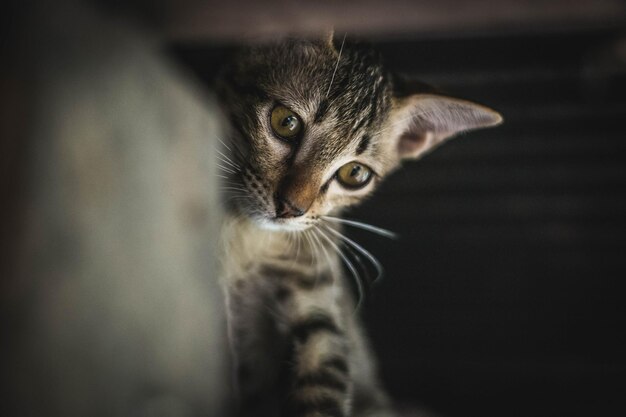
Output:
(216, 34), (501, 417)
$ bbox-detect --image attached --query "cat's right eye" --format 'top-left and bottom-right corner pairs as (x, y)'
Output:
(336, 162), (373, 189)
(270, 105), (302, 140)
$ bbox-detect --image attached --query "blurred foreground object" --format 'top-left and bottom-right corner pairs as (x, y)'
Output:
(1, 2), (227, 416)
(166, 0), (626, 40)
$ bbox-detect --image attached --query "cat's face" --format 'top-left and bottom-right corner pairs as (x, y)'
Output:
(217, 37), (501, 231)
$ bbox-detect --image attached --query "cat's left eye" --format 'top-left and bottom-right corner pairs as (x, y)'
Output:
(336, 162), (373, 189)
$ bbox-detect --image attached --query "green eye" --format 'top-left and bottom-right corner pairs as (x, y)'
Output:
(336, 162), (373, 189)
(270, 105), (302, 140)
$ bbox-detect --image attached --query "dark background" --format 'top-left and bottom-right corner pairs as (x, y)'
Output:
(173, 27), (626, 417)
(360, 30), (626, 417)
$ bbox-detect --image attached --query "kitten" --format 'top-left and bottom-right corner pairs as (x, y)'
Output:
(215, 34), (501, 417)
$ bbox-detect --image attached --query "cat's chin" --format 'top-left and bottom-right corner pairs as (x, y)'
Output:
(252, 216), (312, 233)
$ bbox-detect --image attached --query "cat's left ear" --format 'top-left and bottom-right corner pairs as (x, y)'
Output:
(389, 93), (502, 160)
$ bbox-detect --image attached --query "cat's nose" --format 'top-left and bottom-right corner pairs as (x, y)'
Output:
(275, 195), (305, 218)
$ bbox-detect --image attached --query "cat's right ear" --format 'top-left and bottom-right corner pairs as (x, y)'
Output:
(318, 29), (339, 55)
(322, 29), (334, 47)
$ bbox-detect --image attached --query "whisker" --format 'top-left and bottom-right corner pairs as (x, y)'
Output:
(217, 164), (237, 174)
(316, 225), (364, 312)
(294, 228), (302, 263)
(307, 228), (324, 278)
(217, 161), (238, 175)
(314, 225), (371, 288)
(310, 225), (332, 279)
(223, 196), (248, 205)
(220, 186), (248, 192)
(219, 179), (244, 187)
(214, 144), (243, 169)
(215, 146), (237, 163)
(220, 188), (247, 197)
(216, 154), (240, 171)
(214, 135), (232, 153)
(311, 225), (334, 271)
(287, 231), (298, 270)
(221, 190), (247, 197)
(216, 134), (246, 161)
(220, 191), (247, 198)
(303, 230), (317, 269)
(326, 32), (346, 98)
(219, 193), (248, 198)
(321, 216), (397, 239)
(323, 226), (371, 285)
(216, 156), (237, 166)
(323, 224), (384, 283)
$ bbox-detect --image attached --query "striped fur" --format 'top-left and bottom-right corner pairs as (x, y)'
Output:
(221, 218), (390, 417)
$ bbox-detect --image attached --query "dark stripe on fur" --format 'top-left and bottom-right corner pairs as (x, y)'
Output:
(294, 276), (316, 290)
(351, 114), (369, 135)
(314, 99), (330, 123)
(295, 369), (348, 392)
(275, 285), (292, 301)
(322, 356), (349, 375)
(356, 135), (370, 155)
(295, 271), (333, 290)
(259, 264), (293, 280)
(260, 265), (333, 290)
(292, 314), (340, 343)
(286, 395), (344, 417)
(319, 177), (333, 195)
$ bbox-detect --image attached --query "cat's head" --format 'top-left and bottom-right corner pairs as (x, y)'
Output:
(217, 34), (501, 231)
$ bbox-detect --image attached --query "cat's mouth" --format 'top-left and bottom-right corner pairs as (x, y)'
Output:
(254, 214), (313, 232)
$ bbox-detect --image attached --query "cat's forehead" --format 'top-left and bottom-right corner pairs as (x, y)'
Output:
(253, 40), (392, 135)
(233, 39), (388, 94)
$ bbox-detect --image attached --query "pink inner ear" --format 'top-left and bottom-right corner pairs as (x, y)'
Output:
(398, 132), (430, 156)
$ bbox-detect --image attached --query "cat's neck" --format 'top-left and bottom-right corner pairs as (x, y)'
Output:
(220, 213), (340, 279)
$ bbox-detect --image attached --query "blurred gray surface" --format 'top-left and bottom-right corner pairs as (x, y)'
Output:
(3, 3), (227, 416)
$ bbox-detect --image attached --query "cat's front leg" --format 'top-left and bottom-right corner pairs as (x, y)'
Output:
(268, 264), (354, 417)
(284, 310), (352, 417)
(279, 273), (399, 417)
